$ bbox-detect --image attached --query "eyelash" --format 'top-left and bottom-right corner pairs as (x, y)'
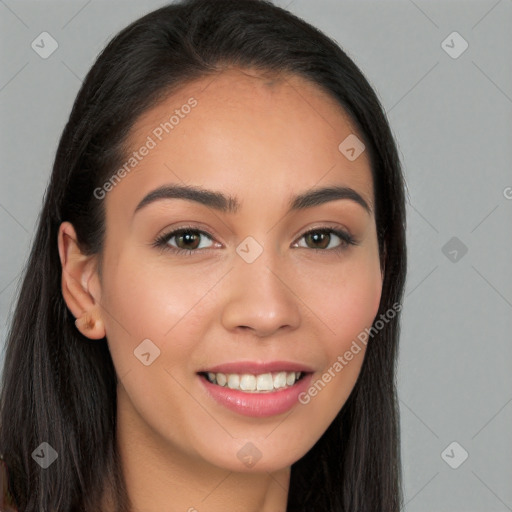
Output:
(152, 224), (358, 256)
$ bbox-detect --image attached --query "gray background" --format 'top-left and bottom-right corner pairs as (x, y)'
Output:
(1, 0), (511, 510)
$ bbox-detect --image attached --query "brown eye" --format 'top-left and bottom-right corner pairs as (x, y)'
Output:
(174, 230), (202, 250)
(153, 227), (215, 254)
(296, 228), (355, 251)
(303, 231), (331, 249)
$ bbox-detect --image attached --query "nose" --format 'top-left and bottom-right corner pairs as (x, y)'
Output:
(220, 244), (301, 338)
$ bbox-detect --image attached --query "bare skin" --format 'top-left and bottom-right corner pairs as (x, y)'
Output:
(58, 68), (383, 512)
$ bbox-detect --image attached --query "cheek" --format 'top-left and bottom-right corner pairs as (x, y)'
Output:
(98, 253), (201, 375)
(291, 253), (381, 437)
(301, 250), (382, 349)
(104, 241), (202, 324)
(98, 255), (208, 429)
(98, 249), (228, 389)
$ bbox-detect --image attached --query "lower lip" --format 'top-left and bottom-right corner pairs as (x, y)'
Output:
(199, 373), (313, 418)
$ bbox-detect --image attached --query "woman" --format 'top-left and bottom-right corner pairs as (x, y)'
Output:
(0, 0), (407, 510)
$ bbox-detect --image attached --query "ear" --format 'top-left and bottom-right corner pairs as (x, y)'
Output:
(57, 221), (106, 340)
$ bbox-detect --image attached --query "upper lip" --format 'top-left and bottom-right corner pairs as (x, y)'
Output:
(198, 361), (314, 374)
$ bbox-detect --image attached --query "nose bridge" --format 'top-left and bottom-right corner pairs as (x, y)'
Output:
(236, 235), (280, 295)
(220, 234), (301, 336)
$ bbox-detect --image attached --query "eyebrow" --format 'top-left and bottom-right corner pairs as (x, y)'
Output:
(133, 183), (372, 218)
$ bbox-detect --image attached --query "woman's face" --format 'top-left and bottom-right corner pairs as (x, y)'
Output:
(87, 68), (382, 473)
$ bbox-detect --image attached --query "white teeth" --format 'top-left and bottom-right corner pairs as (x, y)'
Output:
(204, 370), (303, 392)
(286, 372), (296, 386)
(273, 371), (287, 389)
(227, 374), (240, 389)
(239, 374), (256, 391)
(256, 373), (274, 391)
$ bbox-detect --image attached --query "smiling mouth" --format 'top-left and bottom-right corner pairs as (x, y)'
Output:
(198, 370), (308, 393)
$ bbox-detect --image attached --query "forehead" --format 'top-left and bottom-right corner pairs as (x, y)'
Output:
(107, 67), (374, 219)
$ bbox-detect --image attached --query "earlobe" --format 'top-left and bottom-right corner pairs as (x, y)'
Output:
(74, 310), (105, 340)
(58, 221), (106, 340)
